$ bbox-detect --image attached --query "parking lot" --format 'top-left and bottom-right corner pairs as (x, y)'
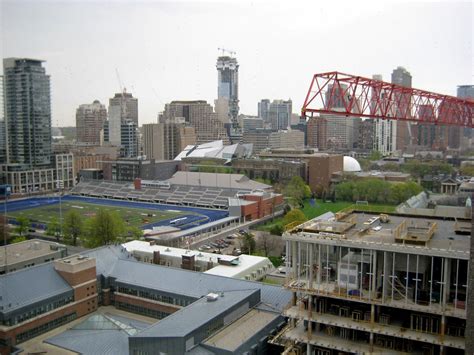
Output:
(196, 230), (247, 256)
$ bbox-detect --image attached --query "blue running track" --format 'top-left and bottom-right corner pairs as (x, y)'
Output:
(4, 195), (228, 231)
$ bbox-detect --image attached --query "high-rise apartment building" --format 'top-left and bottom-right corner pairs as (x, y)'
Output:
(457, 85), (474, 144)
(106, 90), (139, 157)
(269, 130), (304, 150)
(355, 119), (375, 150)
(320, 115), (359, 150)
(143, 119), (196, 160)
(270, 100), (292, 131)
(457, 85), (474, 99)
(258, 99), (271, 121)
(1, 59), (74, 194)
(307, 117), (326, 150)
(0, 75), (5, 164)
(3, 58), (52, 167)
(107, 91), (138, 145)
(392, 67), (413, 151)
(258, 99), (292, 130)
(75, 100), (107, 145)
(241, 128), (272, 154)
(242, 117), (264, 132)
(372, 74), (397, 155)
(215, 56), (239, 127)
(120, 120), (139, 158)
(142, 123), (163, 160)
(160, 101), (229, 145)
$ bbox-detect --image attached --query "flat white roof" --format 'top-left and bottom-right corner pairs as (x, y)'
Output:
(122, 240), (272, 279)
(203, 254), (271, 278)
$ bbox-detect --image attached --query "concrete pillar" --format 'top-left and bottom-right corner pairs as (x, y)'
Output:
(467, 204), (474, 354)
(308, 245), (313, 289)
(292, 241), (298, 279)
(371, 251), (377, 299)
(440, 314), (446, 354)
(307, 295), (313, 339)
(369, 304), (375, 351)
(442, 258), (451, 310)
(306, 343), (312, 355)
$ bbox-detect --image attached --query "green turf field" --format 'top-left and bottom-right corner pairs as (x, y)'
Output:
(8, 200), (191, 228)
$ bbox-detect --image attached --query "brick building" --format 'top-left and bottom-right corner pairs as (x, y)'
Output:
(0, 255), (98, 350)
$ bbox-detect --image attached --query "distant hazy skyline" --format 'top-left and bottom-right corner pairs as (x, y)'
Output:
(1, 0), (472, 127)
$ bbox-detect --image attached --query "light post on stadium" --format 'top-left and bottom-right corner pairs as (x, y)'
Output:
(56, 180), (64, 238)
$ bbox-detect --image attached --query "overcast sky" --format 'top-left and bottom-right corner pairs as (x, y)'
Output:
(1, 0), (472, 127)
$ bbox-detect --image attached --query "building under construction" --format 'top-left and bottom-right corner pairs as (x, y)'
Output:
(276, 210), (469, 354)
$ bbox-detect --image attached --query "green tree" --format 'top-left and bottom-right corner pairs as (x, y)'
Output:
(269, 224), (284, 236)
(84, 209), (125, 248)
(460, 165), (474, 176)
(368, 150), (383, 161)
(380, 162), (400, 172)
(402, 160), (453, 179)
(46, 217), (62, 242)
(283, 209), (307, 229)
(284, 176), (311, 208)
(10, 236), (26, 244)
(241, 232), (256, 255)
(335, 179), (423, 204)
(124, 226), (144, 242)
(64, 210), (84, 246)
(15, 217), (30, 238)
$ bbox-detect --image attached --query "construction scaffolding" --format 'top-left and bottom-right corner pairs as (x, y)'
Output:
(281, 212), (469, 354)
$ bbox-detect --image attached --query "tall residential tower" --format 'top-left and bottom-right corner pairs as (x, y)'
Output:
(372, 74), (397, 155)
(76, 100), (107, 145)
(105, 90), (139, 158)
(3, 58), (52, 167)
(391, 66), (412, 151)
(215, 55), (239, 128)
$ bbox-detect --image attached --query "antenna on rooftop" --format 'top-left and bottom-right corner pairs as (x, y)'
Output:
(115, 68), (126, 95)
(217, 47), (236, 57)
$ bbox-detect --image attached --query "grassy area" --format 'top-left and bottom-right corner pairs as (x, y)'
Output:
(9, 200), (191, 229)
(254, 200), (397, 233)
(301, 200), (353, 219)
(262, 277), (283, 285)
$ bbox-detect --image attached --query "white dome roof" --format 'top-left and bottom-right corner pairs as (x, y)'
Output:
(343, 156), (361, 172)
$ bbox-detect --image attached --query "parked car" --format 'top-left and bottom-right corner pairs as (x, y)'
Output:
(232, 248), (242, 256)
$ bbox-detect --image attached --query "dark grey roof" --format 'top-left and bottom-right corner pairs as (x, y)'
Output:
(0, 263), (72, 313)
(187, 346), (216, 355)
(83, 245), (130, 276)
(135, 289), (257, 338)
(46, 330), (129, 355)
(45, 313), (151, 355)
(107, 256), (290, 312)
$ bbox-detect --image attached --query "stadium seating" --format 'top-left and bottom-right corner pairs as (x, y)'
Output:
(70, 179), (249, 210)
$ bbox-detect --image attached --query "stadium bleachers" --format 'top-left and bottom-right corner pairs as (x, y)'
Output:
(69, 179), (251, 210)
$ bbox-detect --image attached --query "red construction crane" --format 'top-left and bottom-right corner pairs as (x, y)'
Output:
(302, 71), (474, 128)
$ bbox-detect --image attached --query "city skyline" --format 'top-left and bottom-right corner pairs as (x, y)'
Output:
(1, 1), (472, 127)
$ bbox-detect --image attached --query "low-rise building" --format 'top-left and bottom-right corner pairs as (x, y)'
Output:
(259, 149), (343, 193)
(232, 158), (306, 184)
(122, 240), (274, 281)
(0, 246), (291, 354)
(101, 159), (180, 181)
(1, 153), (75, 194)
(0, 239), (68, 274)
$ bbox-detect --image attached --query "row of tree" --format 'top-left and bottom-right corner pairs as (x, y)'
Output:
(335, 178), (423, 204)
(10, 209), (142, 247)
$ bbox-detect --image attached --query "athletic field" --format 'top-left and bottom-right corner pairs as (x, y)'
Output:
(5, 196), (228, 230)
